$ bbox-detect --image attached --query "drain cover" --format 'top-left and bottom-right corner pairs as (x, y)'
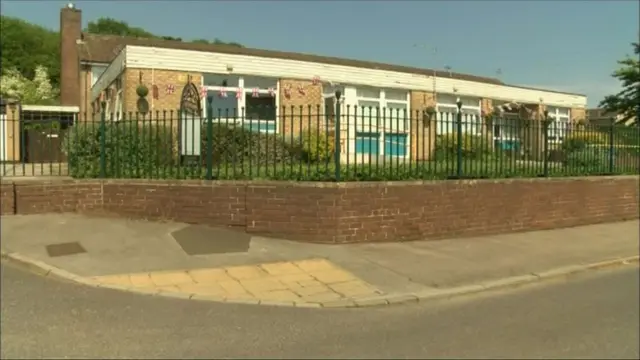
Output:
(45, 242), (87, 258)
(172, 225), (251, 255)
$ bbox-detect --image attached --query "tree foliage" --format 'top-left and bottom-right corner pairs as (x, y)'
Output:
(0, 66), (59, 105)
(0, 16), (61, 89)
(599, 42), (640, 126)
(85, 17), (241, 47)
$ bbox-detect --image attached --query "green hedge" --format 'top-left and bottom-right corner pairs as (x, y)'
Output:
(64, 122), (174, 178)
(434, 133), (493, 160)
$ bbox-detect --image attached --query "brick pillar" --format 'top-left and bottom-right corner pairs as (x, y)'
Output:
(481, 98), (494, 149)
(6, 103), (21, 162)
(279, 79), (322, 136)
(409, 91), (436, 160)
(60, 6), (82, 107)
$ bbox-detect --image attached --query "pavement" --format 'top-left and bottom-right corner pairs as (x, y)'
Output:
(2, 260), (638, 359)
(1, 213), (639, 308)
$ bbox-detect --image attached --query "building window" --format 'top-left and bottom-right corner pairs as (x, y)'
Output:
(352, 86), (410, 157)
(436, 94), (481, 135)
(91, 65), (108, 87)
(546, 106), (570, 142)
(202, 74), (278, 133)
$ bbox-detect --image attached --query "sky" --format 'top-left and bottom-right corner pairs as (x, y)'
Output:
(2, 0), (638, 107)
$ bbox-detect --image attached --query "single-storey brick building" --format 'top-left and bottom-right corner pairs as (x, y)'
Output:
(61, 4), (587, 161)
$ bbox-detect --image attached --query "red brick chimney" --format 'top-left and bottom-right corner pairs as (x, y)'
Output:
(60, 3), (81, 107)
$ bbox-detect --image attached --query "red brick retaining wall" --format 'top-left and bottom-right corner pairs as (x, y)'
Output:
(1, 177), (638, 243)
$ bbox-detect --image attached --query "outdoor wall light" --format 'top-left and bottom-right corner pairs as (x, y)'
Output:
(456, 97), (462, 110)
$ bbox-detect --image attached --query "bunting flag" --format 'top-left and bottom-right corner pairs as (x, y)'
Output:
(236, 88), (243, 100)
(297, 85), (306, 96)
(218, 88), (228, 98)
(252, 87), (259, 98)
(312, 76), (320, 85)
(284, 84), (292, 98)
(166, 84), (175, 95)
(268, 87), (276, 97)
(200, 86), (208, 99)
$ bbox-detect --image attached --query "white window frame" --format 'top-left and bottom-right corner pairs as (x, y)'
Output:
(546, 106), (570, 143)
(202, 75), (279, 134)
(351, 87), (411, 158)
(491, 101), (520, 141)
(436, 94), (482, 135)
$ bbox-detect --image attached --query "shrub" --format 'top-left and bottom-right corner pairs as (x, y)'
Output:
(564, 148), (610, 172)
(64, 121), (175, 178)
(299, 129), (335, 163)
(562, 130), (608, 152)
(434, 133), (492, 160)
(201, 124), (296, 166)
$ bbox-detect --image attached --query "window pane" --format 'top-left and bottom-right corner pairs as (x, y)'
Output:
(243, 75), (277, 89)
(206, 90), (238, 117)
(91, 66), (107, 87)
(356, 87), (380, 99)
(437, 94), (457, 105)
(385, 90), (407, 101)
(384, 102), (408, 117)
(437, 94), (479, 108)
(245, 93), (276, 121)
(203, 73), (240, 87)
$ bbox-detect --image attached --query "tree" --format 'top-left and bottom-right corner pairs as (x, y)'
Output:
(599, 42), (640, 126)
(86, 18), (241, 47)
(86, 18), (156, 38)
(0, 65), (59, 105)
(0, 16), (61, 89)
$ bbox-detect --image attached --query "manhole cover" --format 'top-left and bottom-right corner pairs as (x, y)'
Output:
(172, 225), (251, 255)
(45, 242), (87, 258)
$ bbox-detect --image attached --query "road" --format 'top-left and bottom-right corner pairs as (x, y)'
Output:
(1, 261), (638, 359)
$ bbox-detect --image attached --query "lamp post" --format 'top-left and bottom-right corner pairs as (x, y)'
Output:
(456, 97), (463, 178)
(334, 90), (342, 182)
(542, 109), (550, 177)
(413, 44), (439, 104)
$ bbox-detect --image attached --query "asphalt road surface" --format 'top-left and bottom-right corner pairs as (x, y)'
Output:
(1, 261), (638, 359)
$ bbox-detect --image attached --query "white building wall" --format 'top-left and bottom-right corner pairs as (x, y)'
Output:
(118, 45), (587, 108)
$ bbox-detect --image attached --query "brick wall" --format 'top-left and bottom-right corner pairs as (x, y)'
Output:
(571, 107), (586, 124)
(279, 79), (323, 135)
(124, 68), (203, 114)
(2, 177), (638, 243)
(409, 91), (436, 160)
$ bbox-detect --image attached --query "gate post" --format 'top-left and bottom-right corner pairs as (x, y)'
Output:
(99, 101), (107, 178)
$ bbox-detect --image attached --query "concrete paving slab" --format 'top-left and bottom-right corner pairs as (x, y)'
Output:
(1, 213), (638, 300)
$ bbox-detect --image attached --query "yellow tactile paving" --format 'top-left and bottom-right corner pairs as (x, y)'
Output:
(90, 259), (383, 305)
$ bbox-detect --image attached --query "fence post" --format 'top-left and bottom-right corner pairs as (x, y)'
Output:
(334, 90), (342, 182)
(99, 101), (107, 178)
(542, 110), (549, 177)
(205, 96), (214, 180)
(455, 98), (463, 178)
(608, 116), (615, 174)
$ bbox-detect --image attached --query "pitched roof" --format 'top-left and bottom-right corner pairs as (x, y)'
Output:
(79, 33), (585, 97)
(79, 33), (503, 85)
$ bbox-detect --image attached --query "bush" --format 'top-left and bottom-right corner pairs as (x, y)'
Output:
(299, 129), (335, 163)
(564, 148), (610, 172)
(562, 130), (608, 152)
(64, 121), (175, 178)
(201, 124), (296, 166)
(434, 133), (492, 160)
